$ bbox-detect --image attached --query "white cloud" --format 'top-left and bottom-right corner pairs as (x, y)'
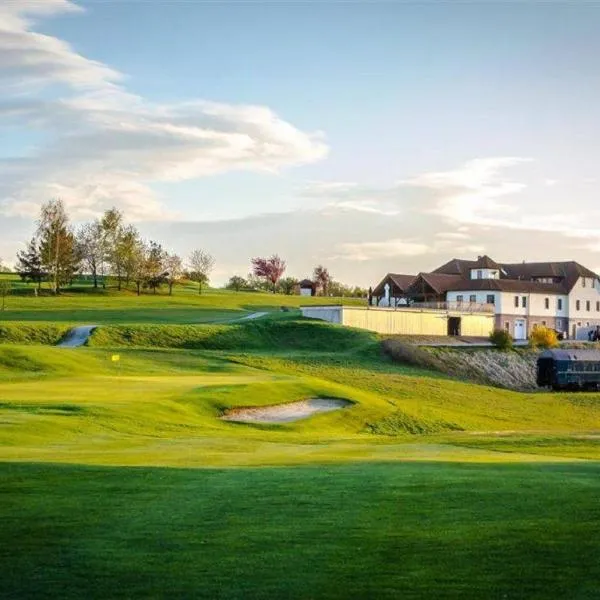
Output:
(0, 1), (328, 220)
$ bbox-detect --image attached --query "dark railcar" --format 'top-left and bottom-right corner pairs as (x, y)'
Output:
(537, 349), (600, 391)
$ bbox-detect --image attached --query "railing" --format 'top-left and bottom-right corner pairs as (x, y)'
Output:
(394, 301), (495, 314)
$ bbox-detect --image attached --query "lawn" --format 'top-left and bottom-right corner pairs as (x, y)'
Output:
(1, 461), (599, 599)
(0, 273), (365, 324)
(1, 304), (599, 598)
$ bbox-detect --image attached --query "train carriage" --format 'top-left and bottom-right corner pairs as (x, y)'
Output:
(537, 349), (600, 391)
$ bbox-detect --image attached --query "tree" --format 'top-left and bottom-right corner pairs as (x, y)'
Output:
(251, 255), (286, 292)
(188, 250), (215, 295)
(16, 238), (45, 290)
(0, 280), (11, 311)
(118, 225), (141, 288)
(164, 253), (183, 296)
(37, 199), (79, 294)
(144, 241), (167, 294)
(278, 276), (298, 295)
(313, 265), (331, 296)
(130, 240), (148, 296)
(225, 275), (247, 292)
(0, 258), (8, 272)
(77, 220), (104, 288)
(101, 208), (124, 289)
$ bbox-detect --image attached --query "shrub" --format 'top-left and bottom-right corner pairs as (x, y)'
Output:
(529, 325), (559, 349)
(489, 329), (513, 350)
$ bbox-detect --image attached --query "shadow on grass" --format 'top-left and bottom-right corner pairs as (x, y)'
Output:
(1, 461), (599, 600)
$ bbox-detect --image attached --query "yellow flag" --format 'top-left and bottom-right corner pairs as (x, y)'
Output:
(111, 354), (120, 362)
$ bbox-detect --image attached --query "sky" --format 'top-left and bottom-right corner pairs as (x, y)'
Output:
(1, 0), (600, 285)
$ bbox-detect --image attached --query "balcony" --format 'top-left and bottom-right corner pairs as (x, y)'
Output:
(397, 301), (496, 314)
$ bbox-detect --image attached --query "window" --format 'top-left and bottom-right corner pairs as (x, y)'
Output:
(505, 322), (509, 331)
(456, 295), (463, 304)
(522, 296), (527, 308)
(486, 294), (495, 305)
(557, 318), (562, 328)
(576, 300), (581, 310)
(582, 278), (586, 287)
(558, 298), (563, 311)
(514, 296), (519, 308)
(544, 297), (549, 309)
(597, 301), (600, 312)
(469, 294), (477, 303)
(477, 270), (482, 279)
(586, 300), (591, 311)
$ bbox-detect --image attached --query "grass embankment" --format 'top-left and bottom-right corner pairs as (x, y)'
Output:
(1, 319), (599, 464)
(2, 461), (599, 600)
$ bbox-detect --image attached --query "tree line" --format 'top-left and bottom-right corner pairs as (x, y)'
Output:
(10, 200), (366, 298)
(15, 200), (215, 295)
(231, 256), (366, 297)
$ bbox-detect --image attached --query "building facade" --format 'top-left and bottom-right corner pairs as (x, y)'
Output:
(372, 256), (600, 340)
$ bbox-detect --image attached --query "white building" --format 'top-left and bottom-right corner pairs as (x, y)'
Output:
(372, 256), (600, 340)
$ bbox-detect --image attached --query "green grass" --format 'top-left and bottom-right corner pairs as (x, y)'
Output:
(1, 298), (599, 598)
(1, 461), (599, 599)
(1, 337), (599, 464)
(0, 276), (364, 324)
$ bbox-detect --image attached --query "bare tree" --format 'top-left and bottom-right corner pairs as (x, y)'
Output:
(77, 220), (104, 288)
(188, 250), (215, 294)
(251, 255), (286, 292)
(164, 253), (184, 295)
(313, 265), (331, 296)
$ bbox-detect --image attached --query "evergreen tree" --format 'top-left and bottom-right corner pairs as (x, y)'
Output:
(16, 237), (46, 290)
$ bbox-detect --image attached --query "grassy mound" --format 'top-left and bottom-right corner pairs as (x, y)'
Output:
(0, 322), (72, 345)
(88, 318), (377, 351)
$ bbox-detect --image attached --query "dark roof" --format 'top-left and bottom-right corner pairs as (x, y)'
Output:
(298, 279), (315, 287)
(372, 273), (415, 296)
(405, 273), (463, 295)
(444, 278), (565, 294)
(473, 255), (501, 269)
(432, 258), (477, 278)
(539, 349), (600, 362)
(433, 258), (598, 293)
(501, 261), (598, 293)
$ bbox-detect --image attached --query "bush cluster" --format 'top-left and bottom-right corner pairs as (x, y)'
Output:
(529, 325), (559, 349)
(489, 329), (513, 350)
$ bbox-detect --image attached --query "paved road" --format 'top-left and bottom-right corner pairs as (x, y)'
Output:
(57, 325), (97, 348)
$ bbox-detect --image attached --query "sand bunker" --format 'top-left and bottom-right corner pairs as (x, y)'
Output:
(222, 398), (352, 424)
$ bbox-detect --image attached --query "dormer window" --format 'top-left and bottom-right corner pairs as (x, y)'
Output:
(477, 270), (482, 279)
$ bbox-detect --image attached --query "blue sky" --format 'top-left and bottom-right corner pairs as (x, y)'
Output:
(1, 0), (600, 284)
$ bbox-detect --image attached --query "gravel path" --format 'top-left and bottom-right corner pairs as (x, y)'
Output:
(222, 398), (352, 423)
(57, 325), (97, 348)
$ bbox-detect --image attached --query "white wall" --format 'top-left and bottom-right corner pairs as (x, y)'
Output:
(300, 288), (313, 297)
(568, 276), (600, 321)
(300, 306), (342, 323)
